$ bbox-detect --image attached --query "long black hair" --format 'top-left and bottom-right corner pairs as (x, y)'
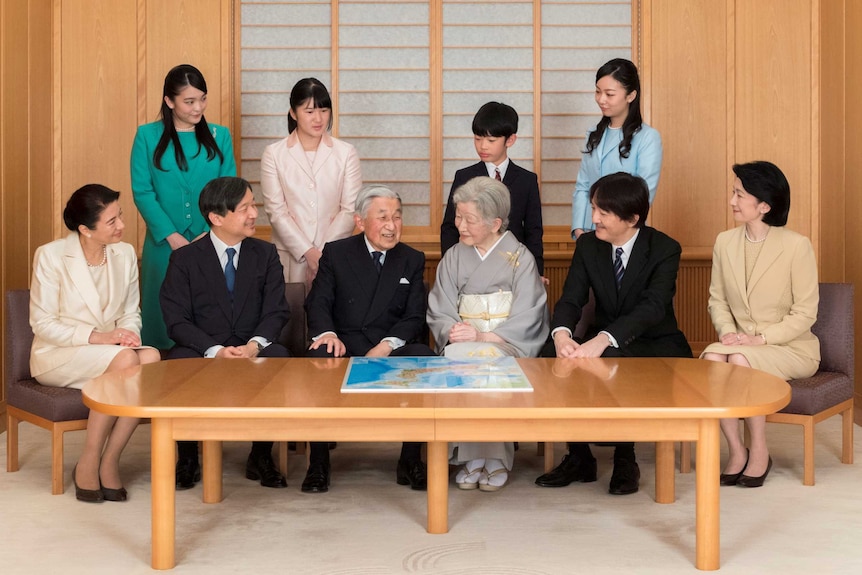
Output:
(153, 64), (223, 172)
(287, 78), (333, 134)
(584, 58), (643, 159)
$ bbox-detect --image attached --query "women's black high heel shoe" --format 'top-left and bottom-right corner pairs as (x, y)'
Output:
(101, 485), (128, 502)
(737, 456), (773, 488)
(73, 464), (104, 503)
(719, 449), (749, 486)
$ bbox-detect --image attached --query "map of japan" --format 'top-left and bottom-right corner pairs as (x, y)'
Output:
(342, 356), (532, 393)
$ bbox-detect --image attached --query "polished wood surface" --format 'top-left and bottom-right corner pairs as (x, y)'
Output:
(84, 357), (789, 571)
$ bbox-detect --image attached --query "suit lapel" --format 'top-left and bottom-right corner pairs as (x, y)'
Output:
(62, 234), (102, 321)
(345, 235), (381, 310)
(619, 229), (650, 306)
(365, 243), (403, 323)
(746, 228), (783, 296)
(285, 132), (315, 181)
(197, 235), (234, 321)
(311, 133), (334, 176)
(232, 238), (258, 318)
(592, 239), (619, 309)
(103, 243), (128, 321)
(726, 228), (748, 302)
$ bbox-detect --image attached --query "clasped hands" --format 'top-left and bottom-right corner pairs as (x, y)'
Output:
(719, 332), (765, 346)
(308, 333), (392, 358)
(553, 331), (610, 358)
(90, 328), (140, 347)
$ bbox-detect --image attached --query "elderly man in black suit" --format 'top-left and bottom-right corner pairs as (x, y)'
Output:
(536, 172), (692, 495)
(160, 176), (290, 491)
(303, 184), (435, 494)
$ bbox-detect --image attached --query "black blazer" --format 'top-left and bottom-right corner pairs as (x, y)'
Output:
(160, 234), (289, 355)
(552, 227), (691, 358)
(440, 160), (544, 274)
(306, 234), (426, 356)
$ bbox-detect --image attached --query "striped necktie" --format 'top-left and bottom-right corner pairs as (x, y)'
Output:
(372, 251), (383, 274)
(225, 247), (236, 296)
(495, 168), (502, 181)
(613, 247), (625, 290)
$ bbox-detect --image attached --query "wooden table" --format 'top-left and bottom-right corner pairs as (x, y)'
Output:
(83, 356), (790, 571)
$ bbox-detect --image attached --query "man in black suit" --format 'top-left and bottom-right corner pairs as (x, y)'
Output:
(304, 185), (435, 493)
(535, 172), (691, 495)
(440, 101), (544, 274)
(160, 176), (290, 491)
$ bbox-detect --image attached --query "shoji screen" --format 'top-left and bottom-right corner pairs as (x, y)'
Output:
(240, 0), (632, 240)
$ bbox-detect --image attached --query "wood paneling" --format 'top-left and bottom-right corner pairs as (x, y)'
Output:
(646, 0), (730, 248)
(735, 0), (813, 241)
(60, 0), (138, 236)
(846, 0), (862, 415)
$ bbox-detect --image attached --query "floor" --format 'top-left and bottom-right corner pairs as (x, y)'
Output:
(1, 418), (860, 574)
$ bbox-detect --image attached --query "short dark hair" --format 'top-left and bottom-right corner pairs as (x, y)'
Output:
(63, 184), (121, 232)
(589, 172), (649, 228)
(199, 176), (252, 225)
(732, 161), (790, 227)
(472, 102), (519, 138)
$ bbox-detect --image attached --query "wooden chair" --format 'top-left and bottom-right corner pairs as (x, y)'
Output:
(681, 282), (855, 485)
(5, 289), (89, 494)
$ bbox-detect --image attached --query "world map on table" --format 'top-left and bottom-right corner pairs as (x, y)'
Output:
(341, 356), (532, 393)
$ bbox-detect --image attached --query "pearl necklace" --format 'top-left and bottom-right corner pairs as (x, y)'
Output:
(744, 228), (769, 243)
(86, 245), (107, 267)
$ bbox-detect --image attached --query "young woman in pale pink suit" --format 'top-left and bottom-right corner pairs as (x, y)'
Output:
(260, 78), (363, 288)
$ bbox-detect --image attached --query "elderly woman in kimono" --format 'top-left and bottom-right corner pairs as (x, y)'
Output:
(428, 176), (549, 491)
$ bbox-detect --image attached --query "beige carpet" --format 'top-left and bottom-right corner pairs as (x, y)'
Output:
(1, 418), (860, 574)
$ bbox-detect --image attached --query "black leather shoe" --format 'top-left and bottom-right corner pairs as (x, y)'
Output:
(101, 486), (128, 502)
(246, 453), (287, 488)
(720, 449), (750, 486)
(175, 457), (201, 490)
(301, 461), (331, 493)
(73, 464), (104, 503)
(609, 458), (640, 495)
(737, 457), (773, 488)
(535, 453), (598, 487)
(396, 459), (427, 491)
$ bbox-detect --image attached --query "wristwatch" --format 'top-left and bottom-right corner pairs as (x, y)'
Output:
(251, 340), (264, 354)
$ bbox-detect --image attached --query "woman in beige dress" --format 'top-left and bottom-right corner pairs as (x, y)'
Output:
(701, 161), (819, 488)
(30, 184), (161, 502)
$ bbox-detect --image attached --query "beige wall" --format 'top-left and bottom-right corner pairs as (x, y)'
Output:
(2, 1), (860, 420)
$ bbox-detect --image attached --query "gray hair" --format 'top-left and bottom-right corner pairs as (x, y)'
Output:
(354, 185), (402, 218)
(452, 176), (510, 232)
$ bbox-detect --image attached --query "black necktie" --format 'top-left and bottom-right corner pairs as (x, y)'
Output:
(372, 251), (383, 274)
(613, 247), (625, 290)
(225, 247), (237, 295)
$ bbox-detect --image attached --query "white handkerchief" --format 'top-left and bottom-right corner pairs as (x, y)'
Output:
(399, 277), (410, 284)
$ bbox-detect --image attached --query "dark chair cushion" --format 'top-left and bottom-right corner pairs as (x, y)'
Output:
(782, 371), (854, 415)
(279, 282), (307, 357)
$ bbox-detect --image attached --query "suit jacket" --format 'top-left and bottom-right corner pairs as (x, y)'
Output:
(707, 226), (819, 360)
(440, 160), (544, 274)
(571, 124), (662, 233)
(552, 226), (691, 358)
(305, 234), (426, 356)
(30, 234), (142, 376)
(160, 234), (289, 355)
(260, 131), (363, 279)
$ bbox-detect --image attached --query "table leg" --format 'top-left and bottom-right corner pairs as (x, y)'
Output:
(695, 419), (720, 571)
(426, 441), (449, 534)
(655, 441), (675, 504)
(151, 418), (175, 570)
(201, 440), (223, 504)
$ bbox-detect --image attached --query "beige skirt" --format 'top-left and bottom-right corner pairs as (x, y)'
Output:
(33, 345), (142, 389)
(700, 342), (819, 381)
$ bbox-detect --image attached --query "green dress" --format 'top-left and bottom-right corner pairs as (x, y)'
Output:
(130, 121), (237, 349)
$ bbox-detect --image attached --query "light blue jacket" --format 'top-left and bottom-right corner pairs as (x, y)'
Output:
(571, 124), (662, 233)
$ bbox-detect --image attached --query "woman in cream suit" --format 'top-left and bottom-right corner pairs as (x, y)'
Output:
(702, 161), (819, 488)
(260, 78), (362, 288)
(30, 184), (160, 502)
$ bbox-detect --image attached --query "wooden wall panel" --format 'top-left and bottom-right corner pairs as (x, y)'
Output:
(60, 0), (138, 236)
(735, 0), (813, 242)
(818, 0), (845, 283)
(647, 0), (730, 249)
(845, 0), (862, 417)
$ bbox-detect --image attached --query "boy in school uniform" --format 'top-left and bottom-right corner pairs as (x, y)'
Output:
(440, 101), (545, 275)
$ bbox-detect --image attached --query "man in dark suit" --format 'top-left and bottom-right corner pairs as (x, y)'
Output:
(535, 172), (691, 495)
(304, 185), (435, 493)
(160, 176), (290, 491)
(440, 102), (544, 275)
